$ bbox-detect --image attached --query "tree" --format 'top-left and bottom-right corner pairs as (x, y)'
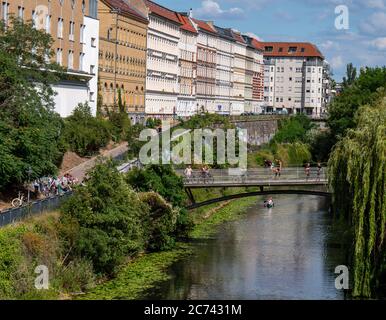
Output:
(60, 160), (146, 275)
(0, 18), (64, 189)
(342, 63), (357, 87)
(327, 67), (386, 140)
(328, 94), (386, 297)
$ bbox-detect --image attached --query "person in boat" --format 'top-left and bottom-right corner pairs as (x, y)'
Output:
(264, 197), (274, 208)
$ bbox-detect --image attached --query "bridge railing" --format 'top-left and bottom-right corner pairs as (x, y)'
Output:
(177, 168), (328, 184)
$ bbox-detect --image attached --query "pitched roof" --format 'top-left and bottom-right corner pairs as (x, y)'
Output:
(214, 26), (234, 41)
(192, 18), (217, 34)
(144, 0), (182, 25)
(231, 30), (246, 44)
(262, 42), (324, 58)
(103, 0), (148, 23)
(251, 38), (264, 51)
(177, 14), (197, 34)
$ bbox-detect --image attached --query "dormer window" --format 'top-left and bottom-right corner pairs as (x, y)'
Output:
(265, 46), (273, 52)
(288, 47), (297, 53)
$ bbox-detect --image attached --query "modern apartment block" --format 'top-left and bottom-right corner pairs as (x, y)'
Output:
(192, 18), (217, 114)
(262, 42), (328, 117)
(213, 26), (234, 115)
(2, 0), (100, 117)
(176, 13), (197, 118)
(98, 0), (148, 123)
(144, 0), (181, 119)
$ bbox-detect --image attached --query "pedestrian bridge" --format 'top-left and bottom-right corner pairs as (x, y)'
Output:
(178, 168), (331, 210)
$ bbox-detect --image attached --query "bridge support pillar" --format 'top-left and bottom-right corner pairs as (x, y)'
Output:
(185, 188), (195, 205)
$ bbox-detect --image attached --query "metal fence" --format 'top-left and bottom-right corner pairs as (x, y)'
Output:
(0, 192), (73, 228)
(0, 151), (132, 228)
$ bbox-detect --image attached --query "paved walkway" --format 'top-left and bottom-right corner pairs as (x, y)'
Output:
(65, 142), (128, 182)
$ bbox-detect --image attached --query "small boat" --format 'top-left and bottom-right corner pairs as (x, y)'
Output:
(264, 200), (274, 208)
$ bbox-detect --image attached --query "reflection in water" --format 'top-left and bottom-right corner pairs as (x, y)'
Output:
(144, 195), (347, 300)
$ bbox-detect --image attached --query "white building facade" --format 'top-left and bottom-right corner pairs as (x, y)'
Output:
(192, 19), (217, 114)
(214, 26), (234, 115)
(231, 31), (248, 115)
(177, 14), (197, 117)
(145, 0), (181, 118)
(262, 42), (327, 116)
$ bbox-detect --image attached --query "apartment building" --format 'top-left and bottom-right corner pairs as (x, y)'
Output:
(98, 0), (148, 123)
(231, 30), (247, 115)
(176, 13), (197, 118)
(262, 42), (327, 116)
(243, 36), (265, 113)
(192, 18), (217, 114)
(213, 26), (234, 115)
(2, 0), (100, 117)
(144, 0), (181, 119)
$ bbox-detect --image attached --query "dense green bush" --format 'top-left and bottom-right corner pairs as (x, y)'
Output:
(60, 160), (146, 276)
(272, 114), (314, 144)
(62, 103), (112, 157)
(126, 165), (193, 236)
(140, 192), (179, 251)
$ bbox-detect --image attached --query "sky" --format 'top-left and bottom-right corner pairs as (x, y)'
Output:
(155, 0), (386, 80)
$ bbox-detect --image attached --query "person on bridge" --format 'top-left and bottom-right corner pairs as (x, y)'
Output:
(184, 165), (193, 180)
(316, 162), (322, 181)
(305, 162), (311, 180)
(274, 159), (282, 178)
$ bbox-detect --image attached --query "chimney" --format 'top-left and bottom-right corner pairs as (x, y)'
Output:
(189, 8), (193, 18)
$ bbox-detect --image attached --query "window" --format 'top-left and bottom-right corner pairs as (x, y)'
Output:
(56, 48), (63, 65)
(68, 50), (74, 69)
(90, 65), (95, 74)
(91, 37), (96, 47)
(79, 53), (84, 71)
(89, 92), (95, 102)
(18, 6), (24, 19)
(288, 47), (297, 53)
(2, 2), (9, 25)
(69, 21), (75, 41)
(80, 24), (85, 43)
(45, 15), (51, 34)
(57, 18), (63, 38)
(32, 10), (37, 28)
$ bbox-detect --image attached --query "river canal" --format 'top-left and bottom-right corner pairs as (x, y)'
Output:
(143, 195), (347, 300)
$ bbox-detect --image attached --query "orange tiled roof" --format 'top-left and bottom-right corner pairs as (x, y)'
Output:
(231, 30), (246, 44)
(262, 42), (324, 58)
(251, 38), (264, 51)
(192, 18), (217, 34)
(144, 0), (182, 25)
(177, 14), (197, 34)
(103, 0), (148, 23)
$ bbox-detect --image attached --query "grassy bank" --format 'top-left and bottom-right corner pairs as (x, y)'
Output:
(78, 195), (256, 300)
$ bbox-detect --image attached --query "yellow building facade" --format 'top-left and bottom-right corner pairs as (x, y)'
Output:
(98, 0), (148, 122)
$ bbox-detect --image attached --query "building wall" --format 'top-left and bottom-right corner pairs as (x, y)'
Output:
(196, 31), (217, 113)
(215, 37), (233, 115)
(263, 56), (325, 116)
(145, 14), (180, 118)
(98, 0), (147, 122)
(177, 29), (197, 117)
(232, 41), (247, 115)
(2, 0), (99, 117)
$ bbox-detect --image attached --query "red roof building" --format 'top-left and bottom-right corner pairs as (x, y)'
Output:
(144, 0), (182, 25)
(103, 0), (148, 23)
(192, 18), (217, 34)
(177, 14), (198, 34)
(262, 42), (324, 59)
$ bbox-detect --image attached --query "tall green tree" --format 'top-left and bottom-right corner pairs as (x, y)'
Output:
(328, 94), (386, 297)
(342, 63), (357, 87)
(0, 18), (64, 189)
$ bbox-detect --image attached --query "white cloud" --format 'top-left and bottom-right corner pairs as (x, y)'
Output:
(195, 0), (245, 20)
(320, 40), (339, 50)
(364, 0), (385, 9)
(370, 37), (386, 50)
(360, 12), (386, 36)
(244, 32), (263, 41)
(330, 56), (344, 69)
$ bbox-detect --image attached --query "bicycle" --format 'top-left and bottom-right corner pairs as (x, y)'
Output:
(11, 192), (27, 208)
